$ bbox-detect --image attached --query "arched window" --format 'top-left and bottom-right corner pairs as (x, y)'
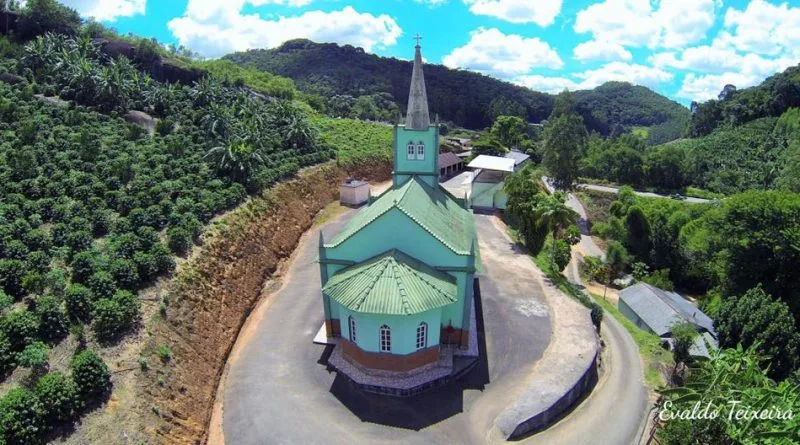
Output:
(348, 316), (357, 343)
(416, 142), (425, 160)
(416, 322), (427, 350)
(407, 141), (415, 160)
(379, 325), (391, 352)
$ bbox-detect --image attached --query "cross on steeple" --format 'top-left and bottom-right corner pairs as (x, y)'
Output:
(414, 33), (423, 47)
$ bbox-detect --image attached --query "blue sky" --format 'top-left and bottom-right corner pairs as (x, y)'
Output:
(47, 0), (800, 105)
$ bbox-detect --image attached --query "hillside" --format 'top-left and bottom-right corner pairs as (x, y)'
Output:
(224, 39), (690, 138)
(687, 62), (800, 137)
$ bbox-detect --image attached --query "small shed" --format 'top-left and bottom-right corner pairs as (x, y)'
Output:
(438, 152), (464, 178)
(339, 178), (370, 207)
(505, 150), (531, 171)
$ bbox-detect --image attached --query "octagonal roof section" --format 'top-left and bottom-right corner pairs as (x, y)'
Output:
(323, 249), (457, 315)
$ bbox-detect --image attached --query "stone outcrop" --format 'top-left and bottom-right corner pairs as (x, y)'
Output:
(0, 72), (24, 85)
(124, 110), (157, 135)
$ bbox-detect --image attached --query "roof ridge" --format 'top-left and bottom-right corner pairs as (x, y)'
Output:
(353, 258), (391, 311)
(405, 262), (456, 303)
(389, 258), (412, 315)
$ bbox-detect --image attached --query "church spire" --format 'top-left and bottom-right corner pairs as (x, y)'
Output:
(405, 36), (431, 130)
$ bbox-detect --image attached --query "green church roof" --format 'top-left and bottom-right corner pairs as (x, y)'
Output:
(323, 249), (457, 315)
(325, 176), (476, 255)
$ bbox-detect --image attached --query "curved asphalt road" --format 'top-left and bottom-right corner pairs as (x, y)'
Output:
(219, 198), (648, 445)
(221, 211), (553, 445)
(524, 192), (649, 445)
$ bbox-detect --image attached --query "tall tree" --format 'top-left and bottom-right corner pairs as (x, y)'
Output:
(715, 286), (800, 380)
(491, 115), (526, 149)
(624, 206), (651, 262)
(542, 90), (588, 189)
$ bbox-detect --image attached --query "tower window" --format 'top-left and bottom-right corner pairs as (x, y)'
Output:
(348, 316), (356, 343)
(407, 142), (415, 160)
(416, 142), (425, 160)
(379, 324), (391, 352)
(416, 322), (427, 350)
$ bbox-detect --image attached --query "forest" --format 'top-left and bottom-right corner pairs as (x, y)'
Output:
(224, 39), (690, 139)
(504, 89), (800, 443)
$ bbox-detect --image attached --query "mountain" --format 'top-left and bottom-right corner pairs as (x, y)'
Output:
(224, 39), (690, 139)
(687, 63), (800, 137)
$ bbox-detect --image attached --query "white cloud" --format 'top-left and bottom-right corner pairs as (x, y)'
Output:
(462, 0), (562, 26)
(575, 62), (674, 90)
(514, 62), (673, 94)
(573, 39), (632, 63)
(676, 52), (796, 101)
(413, 0), (448, 6)
(60, 0), (146, 21)
(514, 75), (579, 94)
(442, 27), (563, 78)
(574, 0), (719, 49)
(716, 0), (800, 56)
(168, 3), (402, 58)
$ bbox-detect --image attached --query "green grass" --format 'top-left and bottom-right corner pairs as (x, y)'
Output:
(588, 292), (672, 388)
(314, 116), (393, 167)
(683, 187), (724, 200)
(631, 126), (650, 139)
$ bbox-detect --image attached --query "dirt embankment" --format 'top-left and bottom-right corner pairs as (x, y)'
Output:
(139, 162), (390, 444)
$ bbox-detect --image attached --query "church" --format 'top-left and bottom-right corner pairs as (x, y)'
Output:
(318, 42), (480, 385)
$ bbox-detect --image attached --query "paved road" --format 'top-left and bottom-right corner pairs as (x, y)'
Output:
(541, 176), (712, 204)
(221, 211), (552, 445)
(527, 192), (649, 445)
(580, 183), (711, 204)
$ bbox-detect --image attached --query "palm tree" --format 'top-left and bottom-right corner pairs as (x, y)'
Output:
(534, 192), (578, 268)
(204, 140), (266, 184)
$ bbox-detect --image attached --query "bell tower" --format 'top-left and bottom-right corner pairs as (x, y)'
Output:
(393, 37), (439, 188)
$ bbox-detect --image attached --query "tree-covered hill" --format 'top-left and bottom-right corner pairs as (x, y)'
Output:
(224, 39), (690, 138)
(687, 62), (800, 137)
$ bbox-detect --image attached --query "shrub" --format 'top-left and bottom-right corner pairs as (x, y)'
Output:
(35, 295), (68, 342)
(91, 291), (140, 342)
(0, 291), (13, 313)
(553, 239), (572, 272)
(70, 350), (110, 402)
(150, 243), (175, 275)
(17, 341), (49, 372)
(113, 291), (141, 327)
(0, 259), (27, 298)
(44, 268), (67, 297)
(65, 230), (93, 255)
(69, 251), (98, 284)
(166, 226), (192, 256)
(157, 344), (171, 363)
(65, 284), (93, 322)
(0, 332), (16, 374)
(21, 271), (46, 296)
(91, 299), (123, 342)
(109, 258), (140, 291)
(88, 271), (117, 300)
(0, 387), (44, 445)
(1, 310), (39, 352)
(133, 251), (157, 282)
(36, 371), (79, 424)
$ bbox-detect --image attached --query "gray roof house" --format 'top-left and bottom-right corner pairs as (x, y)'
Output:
(504, 150), (531, 171)
(618, 282), (718, 358)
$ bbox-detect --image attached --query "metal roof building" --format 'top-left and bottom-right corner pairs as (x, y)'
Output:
(618, 282), (718, 358)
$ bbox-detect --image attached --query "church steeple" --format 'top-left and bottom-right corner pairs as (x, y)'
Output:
(405, 37), (430, 130)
